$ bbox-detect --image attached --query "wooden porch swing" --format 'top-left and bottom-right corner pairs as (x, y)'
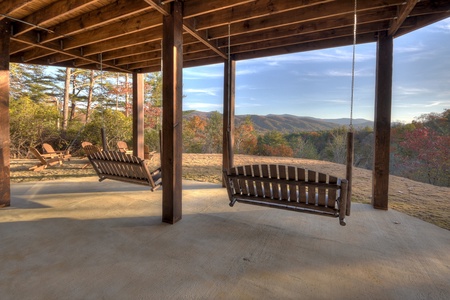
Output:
(88, 150), (162, 191)
(86, 54), (162, 191)
(223, 1), (359, 226)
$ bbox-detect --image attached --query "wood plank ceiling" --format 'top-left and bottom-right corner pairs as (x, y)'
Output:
(2, 0), (449, 73)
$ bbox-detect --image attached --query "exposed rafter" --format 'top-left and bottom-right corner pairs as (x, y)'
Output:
(143, 0), (227, 59)
(2, 0), (448, 72)
(388, 0), (420, 36)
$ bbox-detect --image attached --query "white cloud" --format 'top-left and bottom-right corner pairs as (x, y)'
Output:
(252, 48), (374, 64)
(236, 68), (259, 76)
(184, 102), (223, 110)
(183, 66), (223, 79)
(424, 100), (450, 107)
(395, 43), (425, 54)
(184, 87), (220, 96)
(235, 102), (262, 108)
(395, 86), (430, 96)
(429, 18), (450, 34)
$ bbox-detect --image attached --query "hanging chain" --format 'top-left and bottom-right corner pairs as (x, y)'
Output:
(350, 0), (357, 129)
(99, 53), (105, 128)
(227, 23), (232, 133)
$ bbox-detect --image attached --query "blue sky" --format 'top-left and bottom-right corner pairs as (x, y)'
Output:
(182, 18), (450, 123)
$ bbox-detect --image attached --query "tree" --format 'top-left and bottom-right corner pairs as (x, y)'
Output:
(9, 97), (60, 157)
(204, 111), (223, 153)
(235, 116), (257, 154)
(10, 63), (56, 102)
(144, 72), (163, 130)
(321, 127), (348, 164)
(183, 115), (207, 153)
(257, 131), (293, 157)
(82, 109), (132, 150)
(62, 68), (71, 130)
(395, 127), (449, 186)
(287, 134), (319, 159)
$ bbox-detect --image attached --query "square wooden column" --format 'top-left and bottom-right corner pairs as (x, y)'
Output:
(222, 57), (236, 186)
(162, 0), (183, 224)
(132, 72), (145, 159)
(372, 31), (393, 210)
(0, 19), (11, 208)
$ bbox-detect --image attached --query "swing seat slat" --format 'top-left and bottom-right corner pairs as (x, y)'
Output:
(223, 164), (350, 226)
(88, 151), (162, 191)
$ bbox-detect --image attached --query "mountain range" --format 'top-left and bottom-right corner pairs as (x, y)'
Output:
(183, 111), (373, 133)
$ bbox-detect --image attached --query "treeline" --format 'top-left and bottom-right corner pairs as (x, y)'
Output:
(9, 63), (162, 157)
(183, 110), (449, 187)
(183, 113), (374, 168)
(8, 64), (449, 187)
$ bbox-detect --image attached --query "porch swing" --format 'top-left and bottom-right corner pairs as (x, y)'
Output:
(87, 54), (162, 191)
(223, 1), (359, 226)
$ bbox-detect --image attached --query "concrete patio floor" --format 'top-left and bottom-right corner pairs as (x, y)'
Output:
(1, 177), (449, 299)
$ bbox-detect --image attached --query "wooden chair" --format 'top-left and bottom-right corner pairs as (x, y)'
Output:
(28, 147), (62, 171)
(117, 141), (132, 154)
(42, 143), (72, 161)
(144, 145), (156, 161)
(223, 164), (350, 226)
(82, 143), (102, 169)
(88, 151), (162, 191)
(81, 141), (92, 148)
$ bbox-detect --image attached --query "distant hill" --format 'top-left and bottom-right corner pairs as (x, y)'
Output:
(183, 111), (373, 133)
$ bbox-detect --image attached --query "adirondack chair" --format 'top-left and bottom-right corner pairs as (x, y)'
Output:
(28, 147), (63, 171)
(81, 141), (92, 148)
(42, 143), (71, 161)
(88, 151), (162, 191)
(144, 145), (156, 161)
(82, 142), (102, 169)
(117, 141), (132, 154)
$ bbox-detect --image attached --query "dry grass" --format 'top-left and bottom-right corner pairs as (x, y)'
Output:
(10, 153), (450, 230)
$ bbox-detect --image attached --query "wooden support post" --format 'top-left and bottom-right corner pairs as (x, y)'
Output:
(0, 19), (11, 208)
(132, 72), (145, 159)
(372, 31), (393, 210)
(162, 0), (183, 224)
(222, 57), (236, 186)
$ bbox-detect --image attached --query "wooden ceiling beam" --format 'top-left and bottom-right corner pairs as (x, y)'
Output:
(114, 52), (161, 67)
(215, 8), (397, 48)
(37, 0), (152, 44)
(233, 32), (378, 61)
(9, 40), (33, 55)
(62, 12), (162, 50)
(192, 0), (333, 31)
(112, 41), (210, 67)
(143, 0), (227, 59)
(388, 0), (420, 36)
(81, 27), (162, 57)
(409, 0), (450, 17)
(0, 0), (32, 21)
(394, 12), (450, 37)
(99, 42), (162, 63)
(21, 47), (56, 63)
(231, 21), (388, 55)
(45, 53), (75, 65)
(10, 35), (128, 72)
(182, 19), (226, 59)
(183, 0), (256, 18)
(204, 0), (402, 39)
(182, 57), (225, 69)
(135, 66), (161, 74)
(12, 0), (98, 37)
